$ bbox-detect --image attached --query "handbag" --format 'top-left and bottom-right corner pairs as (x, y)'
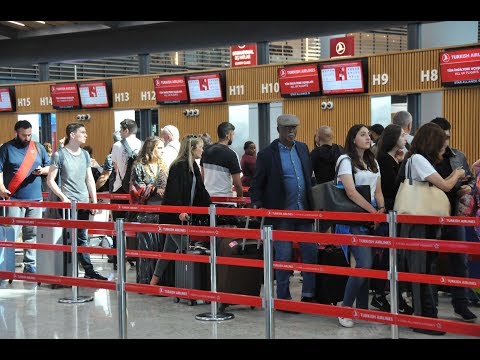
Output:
(311, 156), (371, 225)
(394, 157), (450, 216)
(456, 188), (477, 217)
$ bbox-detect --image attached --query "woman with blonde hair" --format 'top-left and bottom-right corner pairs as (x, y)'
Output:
(129, 136), (168, 209)
(150, 134), (211, 285)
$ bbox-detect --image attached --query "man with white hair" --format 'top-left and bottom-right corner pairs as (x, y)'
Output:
(392, 110), (414, 149)
(161, 125), (180, 170)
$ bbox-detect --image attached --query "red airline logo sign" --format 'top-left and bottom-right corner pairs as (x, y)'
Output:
(330, 36), (355, 58)
(231, 44), (257, 67)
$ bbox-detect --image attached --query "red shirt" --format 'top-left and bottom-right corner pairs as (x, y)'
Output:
(240, 153), (256, 186)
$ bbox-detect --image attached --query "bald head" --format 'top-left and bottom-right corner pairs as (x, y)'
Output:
(316, 126), (333, 146)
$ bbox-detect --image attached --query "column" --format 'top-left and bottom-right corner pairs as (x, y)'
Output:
(257, 41), (270, 150)
(138, 54), (152, 140)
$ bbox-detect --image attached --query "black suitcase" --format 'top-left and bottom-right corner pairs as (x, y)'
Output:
(136, 232), (175, 286)
(174, 235), (210, 306)
(315, 245), (349, 305)
(216, 217), (264, 312)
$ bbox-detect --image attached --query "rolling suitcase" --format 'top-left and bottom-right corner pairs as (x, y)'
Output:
(315, 245), (349, 305)
(0, 226), (16, 283)
(216, 217), (264, 312)
(37, 211), (72, 288)
(137, 232), (175, 286)
(174, 233), (210, 306)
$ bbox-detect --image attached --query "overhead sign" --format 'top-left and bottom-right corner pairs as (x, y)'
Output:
(231, 44), (257, 67)
(330, 36), (355, 58)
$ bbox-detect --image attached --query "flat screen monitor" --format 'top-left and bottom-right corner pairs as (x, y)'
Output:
(50, 83), (81, 110)
(186, 72), (225, 103)
(319, 59), (367, 95)
(0, 87), (16, 112)
(78, 80), (112, 108)
(278, 63), (321, 98)
(153, 75), (189, 104)
(440, 47), (480, 87)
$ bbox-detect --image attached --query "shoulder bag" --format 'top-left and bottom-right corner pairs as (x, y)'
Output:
(311, 156), (371, 225)
(393, 157), (450, 216)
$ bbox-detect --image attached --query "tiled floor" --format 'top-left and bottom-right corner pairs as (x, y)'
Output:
(0, 254), (479, 339)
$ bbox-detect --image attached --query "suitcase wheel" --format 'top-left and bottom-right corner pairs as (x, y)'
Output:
(188, 300), (197, 306)
(173, 297), (180, 303)
(250, 306), (255, 310)
(8, 280), (13, 284)
(218, 303), (228, 312)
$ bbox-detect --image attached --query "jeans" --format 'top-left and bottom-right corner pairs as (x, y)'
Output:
(153, 233), (182, 278)
(341, 225), (373, 309)
(7, 204), (42, 267)
(75, 209), (95, 274)
(273, 220), (317, 299)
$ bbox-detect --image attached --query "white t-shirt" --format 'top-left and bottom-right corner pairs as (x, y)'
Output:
(111, 137), (143, 192)
(162, 140), (180, 170)
(336, 154), (380, 201)
(404, 154), (437, 181)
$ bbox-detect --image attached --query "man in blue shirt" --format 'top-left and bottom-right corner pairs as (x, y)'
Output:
(0, 120), (50, 274)
(250, 114), (317, 310)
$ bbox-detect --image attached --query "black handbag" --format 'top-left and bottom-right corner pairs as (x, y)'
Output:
(311, 156), (371, 225)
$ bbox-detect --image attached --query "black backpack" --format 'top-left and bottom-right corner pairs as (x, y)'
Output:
(118, 139), (139, 193)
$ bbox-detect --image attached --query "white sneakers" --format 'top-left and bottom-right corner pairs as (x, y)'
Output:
(338, 317), (354, 328)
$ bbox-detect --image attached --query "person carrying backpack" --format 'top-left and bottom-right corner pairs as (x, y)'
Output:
(110, 119), (142, 269)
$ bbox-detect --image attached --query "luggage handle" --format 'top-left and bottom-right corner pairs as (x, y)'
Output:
(241, 216), (264, 251)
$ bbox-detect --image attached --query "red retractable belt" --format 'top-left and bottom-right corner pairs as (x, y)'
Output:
(7, 141), (38, 196)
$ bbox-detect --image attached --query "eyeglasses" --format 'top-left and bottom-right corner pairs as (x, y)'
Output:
(186, 134), (200, 140)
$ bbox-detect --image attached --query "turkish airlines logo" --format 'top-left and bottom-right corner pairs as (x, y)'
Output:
(442, 53), (450, 63)
(439, 217), (445, 224)
(336, 42), (346, 55)
(279, 69), (287, 78)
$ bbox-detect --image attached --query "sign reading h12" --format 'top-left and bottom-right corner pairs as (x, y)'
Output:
(330, 36), (355, 58)
(231, 44), (257, 67)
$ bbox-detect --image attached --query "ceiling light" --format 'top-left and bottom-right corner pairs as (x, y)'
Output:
(36, 21), (46, 24)
(8, 21), (25, 27)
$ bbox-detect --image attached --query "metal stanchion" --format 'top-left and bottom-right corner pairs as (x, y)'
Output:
(388, 210), (399, 339)
(116, 218), (127, 339)
(196, 204), (234, 321)
(314, 219), (320, 232)
(59, 200), (93, 304)
(263, 225), (274, 339)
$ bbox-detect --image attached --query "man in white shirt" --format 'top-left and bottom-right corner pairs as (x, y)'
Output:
(110, 119), (142, 269)
(160, 125), (180, 170)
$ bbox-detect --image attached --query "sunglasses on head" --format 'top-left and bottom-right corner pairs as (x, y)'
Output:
(186, 134), (200, 140)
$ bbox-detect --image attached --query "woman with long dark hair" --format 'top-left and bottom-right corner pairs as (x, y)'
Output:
(335, 124), (385, 328)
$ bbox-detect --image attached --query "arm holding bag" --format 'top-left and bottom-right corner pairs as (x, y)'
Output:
(311, 157), (371, 225)
(393, 157), (450, 216)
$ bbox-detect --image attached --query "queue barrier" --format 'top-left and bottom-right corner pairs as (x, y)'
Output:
(0, 199), (479, 338)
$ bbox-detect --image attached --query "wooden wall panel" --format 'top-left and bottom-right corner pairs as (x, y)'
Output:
(55, 109), (115, 163)
(283, 95), (371, 150)
(227, 65), (282, 104)
(112, 75), (157, 109)
(369, 49), (441, 94)
(443, 87), (480, 165)
(15, 83), (53, 113)
(158, 103), (229, 141)
(0, 114), (20, 145)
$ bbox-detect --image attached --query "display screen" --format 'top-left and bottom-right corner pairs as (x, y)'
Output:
(153, 75), (189, 104)
(319, 60), (366, 95)
(278, 63), (321, 98)
(186, 72), (225, 103)
(78, 80), (112, 108)
(0, 87), (15, 112)
(50, 83), (81, 110)
(440, 47), (480, 87)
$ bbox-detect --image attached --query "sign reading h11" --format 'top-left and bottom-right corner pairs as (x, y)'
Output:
(231, 44), (257, 67)
(330, 36), (355, 58)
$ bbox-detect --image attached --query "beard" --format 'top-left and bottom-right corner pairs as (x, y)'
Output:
(15, 136), (29, 147)
(228, 139), (232, 146)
